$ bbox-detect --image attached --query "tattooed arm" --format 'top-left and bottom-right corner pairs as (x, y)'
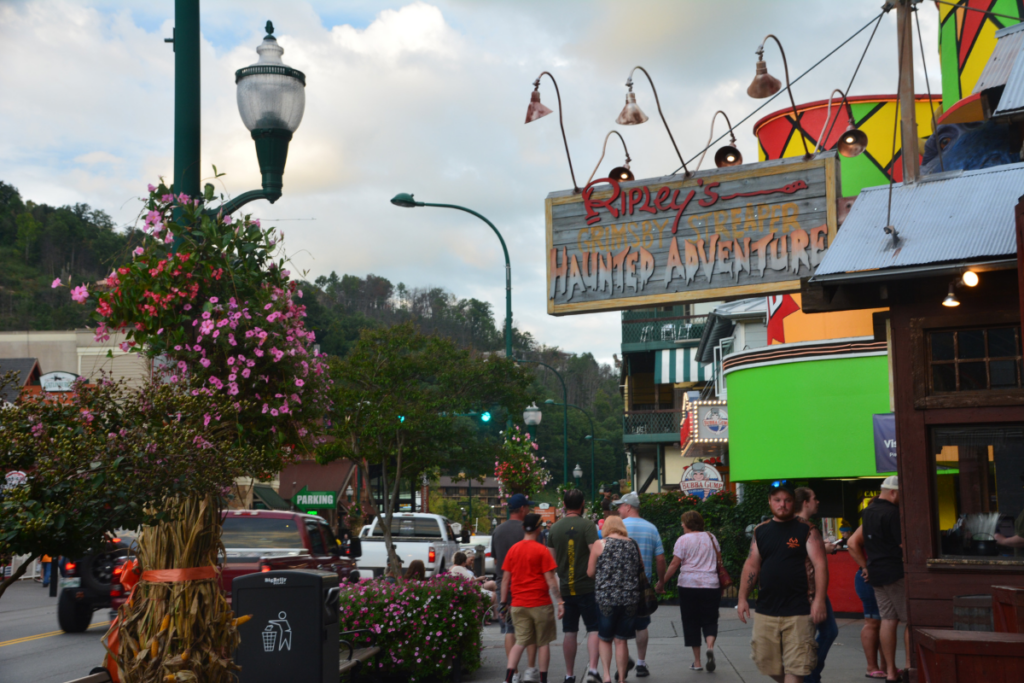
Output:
(737, 535), (762, 624)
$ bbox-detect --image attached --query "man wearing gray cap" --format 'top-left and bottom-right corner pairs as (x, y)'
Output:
(612, 492), (665, 678)
(849, 476), (905, 683)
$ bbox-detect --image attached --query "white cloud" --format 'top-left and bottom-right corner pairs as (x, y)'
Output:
(0, 0), (944, 365)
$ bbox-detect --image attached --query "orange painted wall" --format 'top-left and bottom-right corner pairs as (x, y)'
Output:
(773, 294), (884, 344)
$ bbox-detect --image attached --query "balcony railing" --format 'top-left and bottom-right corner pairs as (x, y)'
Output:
(621, 306), (688, 322)
(622, 315), (707, 345)
(623, 410), (682, 437)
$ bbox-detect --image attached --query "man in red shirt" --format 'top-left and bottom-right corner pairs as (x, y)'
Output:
(501, 513), (565, 683)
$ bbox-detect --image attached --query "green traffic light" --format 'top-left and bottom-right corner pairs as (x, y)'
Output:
(480, 412), (491, 422)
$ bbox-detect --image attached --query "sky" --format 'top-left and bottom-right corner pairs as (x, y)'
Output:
(0, 1), (942, 366)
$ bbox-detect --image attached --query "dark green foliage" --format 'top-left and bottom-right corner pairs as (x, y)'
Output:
(639, 482), (771, 600)
(0, 181), (140, 329)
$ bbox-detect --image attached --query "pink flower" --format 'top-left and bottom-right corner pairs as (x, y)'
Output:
(51, 278), (61, 288)
(148, 184), (156, 192)
(164, 231), (175, 244)
(294, 379), (304, 387)
(71, 285), (89, 303)
(133, 246), (144, 256)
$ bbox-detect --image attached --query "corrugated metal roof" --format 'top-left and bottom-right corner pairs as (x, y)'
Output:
(812, 162), (1024, 281)
(993, 23), (1024, 117)
(975, 22), (1024, 93)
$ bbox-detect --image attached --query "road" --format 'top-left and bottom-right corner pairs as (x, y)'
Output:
(0, 580), (111, 683)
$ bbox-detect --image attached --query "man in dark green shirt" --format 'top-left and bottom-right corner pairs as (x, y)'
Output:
(547, 489), (600, 683)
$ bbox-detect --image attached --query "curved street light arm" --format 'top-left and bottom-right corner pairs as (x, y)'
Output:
(757, 35), (810, 158)
(626, 66), (690, 176)
(586, 131), (633, 187)
(212, 188), (275, 216)
(696, 110), (738, 172)
(814, 89), (852, 154)
(514, 357), (569, 485)
(549, 400), (597, 502)
(535, 72), (580, 193)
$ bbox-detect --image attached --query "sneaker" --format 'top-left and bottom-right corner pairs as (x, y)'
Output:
(512, 674), (520, 683)
(635, 664), (649, 678)
(584, 671), (601, 683)
(706, 650), (716, 673)
(523, 668), (541, 683)
(689, 664), (703, 671)
(612, 658), (635, 682)
(565, 677), (576, 683)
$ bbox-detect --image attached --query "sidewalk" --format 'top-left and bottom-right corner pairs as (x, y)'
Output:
(471, 605), (907, 683)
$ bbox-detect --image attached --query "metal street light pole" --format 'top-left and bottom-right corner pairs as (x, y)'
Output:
(515, 359), (568, 485)
(548, 400), (599, 501)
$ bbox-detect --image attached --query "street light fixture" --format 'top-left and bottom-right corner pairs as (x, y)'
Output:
(391, 195), (513, 382)
(525, 72), (580, 193)
(696, 111), (743, 171)
(748, 34), (810, 158)
(616, 66), (691, 176)
(516, 359), (568, 483)
(523, 402), (543, 426)
(813, 89), (867, 158)
(573, 464), (583, 481)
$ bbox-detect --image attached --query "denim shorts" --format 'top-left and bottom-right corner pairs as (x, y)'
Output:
(597, 603), (636, 642)
(562, 591), (600, 633)
(854, 569), (881, 621)
(628, 614), (651, 638)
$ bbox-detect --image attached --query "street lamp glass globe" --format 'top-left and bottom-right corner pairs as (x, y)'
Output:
(523, 402), (543, 426)
(573, 464), (583, 480)
(236, 27), (306, 133)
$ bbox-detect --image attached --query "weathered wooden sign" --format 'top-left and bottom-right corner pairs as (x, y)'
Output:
(545, 153), (839, 315)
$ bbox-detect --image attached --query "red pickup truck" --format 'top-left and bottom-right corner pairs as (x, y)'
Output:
(110, 510), (359, 611)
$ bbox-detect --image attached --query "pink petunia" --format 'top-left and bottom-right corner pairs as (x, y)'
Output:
(51, 278), (61, 289)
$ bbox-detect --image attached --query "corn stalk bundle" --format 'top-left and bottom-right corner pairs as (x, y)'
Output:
(106, 495), (247, 683)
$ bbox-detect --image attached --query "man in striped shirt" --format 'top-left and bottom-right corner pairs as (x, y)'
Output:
(613, 492), (666, 678)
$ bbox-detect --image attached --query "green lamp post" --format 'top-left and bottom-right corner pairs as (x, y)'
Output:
(168, 1), (305, 216)
(390, 194), (513, 367)
(547, 399), (599, 501)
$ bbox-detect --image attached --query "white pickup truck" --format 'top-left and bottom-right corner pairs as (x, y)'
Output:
(358, 513), (461, 578)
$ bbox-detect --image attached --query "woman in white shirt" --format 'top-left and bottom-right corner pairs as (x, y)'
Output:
(449, 551), (497, 599)
(657, 510), (721, 672)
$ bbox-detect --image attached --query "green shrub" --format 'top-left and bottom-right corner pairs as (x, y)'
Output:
(640, 482), (771, 601)
(339, 576), (486, 682)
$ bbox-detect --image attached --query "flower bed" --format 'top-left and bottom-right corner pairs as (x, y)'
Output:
(339, 576), (487, 682)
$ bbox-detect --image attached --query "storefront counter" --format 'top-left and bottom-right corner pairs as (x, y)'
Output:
(827, 550), (862, 615)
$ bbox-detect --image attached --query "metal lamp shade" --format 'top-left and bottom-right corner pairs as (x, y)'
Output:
(837, 125), (868, 158)
(616, 92), (649, 125)
(942, 283), (960, 307)
(609, 166), (634, 181)
(714, 145), (743, 167)
(525, 90), (553, 124)
(747, 60), (781, 99)
(236, 36), (306, 133)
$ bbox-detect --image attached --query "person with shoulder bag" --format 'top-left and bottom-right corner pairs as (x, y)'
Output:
(588, 516), (640, 683)
(658, 510), (725, 672)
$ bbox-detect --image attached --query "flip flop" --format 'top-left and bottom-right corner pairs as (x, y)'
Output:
(865, 672), (887, 679)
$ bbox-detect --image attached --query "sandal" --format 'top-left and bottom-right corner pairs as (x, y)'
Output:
(866, 672), (887, 679)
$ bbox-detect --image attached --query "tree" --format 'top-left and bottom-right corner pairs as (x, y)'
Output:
(320, 323), (531, 577)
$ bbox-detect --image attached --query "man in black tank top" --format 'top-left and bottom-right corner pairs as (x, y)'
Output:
(737, 484), (828, 683)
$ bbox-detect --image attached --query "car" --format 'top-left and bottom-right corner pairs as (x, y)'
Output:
(358, 513), (460, 578)
(57, 536), (133, 633)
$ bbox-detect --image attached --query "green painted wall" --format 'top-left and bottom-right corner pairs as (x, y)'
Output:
(728, 355), (890, 481)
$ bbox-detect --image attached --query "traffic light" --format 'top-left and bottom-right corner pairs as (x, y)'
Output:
(480, 412), (491, 423)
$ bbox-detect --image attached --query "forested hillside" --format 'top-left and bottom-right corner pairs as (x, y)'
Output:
(0, 181), (139, 330)
(0, 180), (624, 488)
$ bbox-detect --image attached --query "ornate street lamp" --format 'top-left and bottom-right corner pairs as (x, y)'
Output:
(225, 21), (306, 214)
(573, 464), (583, 482)
(523, 402), (543, 426)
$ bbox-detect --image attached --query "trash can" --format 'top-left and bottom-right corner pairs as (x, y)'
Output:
(233, 569), (340, 683)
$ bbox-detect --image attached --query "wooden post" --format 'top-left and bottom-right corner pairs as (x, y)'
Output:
(1016, 195), (1024, 330)
(896, 0), (920, 183)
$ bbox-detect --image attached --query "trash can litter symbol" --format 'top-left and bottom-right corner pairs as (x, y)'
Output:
(262, 625), (277, 653)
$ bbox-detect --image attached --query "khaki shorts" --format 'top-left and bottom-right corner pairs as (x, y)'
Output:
(874, 579), (907, 622)
(511, 605), (557, 647)
(751, 613), (817, 677)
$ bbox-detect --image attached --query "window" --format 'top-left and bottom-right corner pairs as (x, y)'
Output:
(930, 425), (1024, 561)
(369, 517), (442, 538)
(928, 327), (1022, 393)
(320, 522), (339, 552)
(305, 520), (326, 554)
(221, 517), (304, 549)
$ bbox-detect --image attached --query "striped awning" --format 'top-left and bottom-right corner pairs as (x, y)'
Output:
(654, 348), (709, 384)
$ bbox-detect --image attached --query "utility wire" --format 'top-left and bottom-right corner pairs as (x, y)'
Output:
(671, 10), (886, 176)
(933, 0), (1022, 23)
(916, 4), (945, 172)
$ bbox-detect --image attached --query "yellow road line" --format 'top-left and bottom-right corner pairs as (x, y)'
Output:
(0, 620), (111, 648)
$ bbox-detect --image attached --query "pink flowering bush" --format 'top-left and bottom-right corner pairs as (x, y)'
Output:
(494, 424), (551, 500)
(339, 576), (486, 682)
(57, 183), (331, 460)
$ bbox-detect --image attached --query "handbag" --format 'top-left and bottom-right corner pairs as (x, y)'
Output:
(632, 540), (659, 617)
(710, 532), (733, 589)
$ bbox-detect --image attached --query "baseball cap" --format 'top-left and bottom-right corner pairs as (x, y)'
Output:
(523, 513), (542, 533)
(612, 492), (640, 508)
(880, 475), (899, 490)
(508, 493), (538, 511)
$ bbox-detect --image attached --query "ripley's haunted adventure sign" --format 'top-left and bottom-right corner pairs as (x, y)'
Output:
(545, 153), (839, 315)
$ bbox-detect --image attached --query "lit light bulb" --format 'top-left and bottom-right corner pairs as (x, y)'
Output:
(962, 271), (979, 287)
(844, 135), (856, 144)
(726, 154), (737, 163)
